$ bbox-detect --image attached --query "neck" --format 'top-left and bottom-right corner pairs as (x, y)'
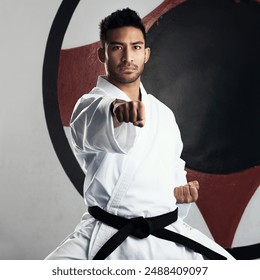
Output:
(106, 76), (141, 101)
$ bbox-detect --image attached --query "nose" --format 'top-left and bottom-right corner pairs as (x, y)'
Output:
(122, 47), (133, 63)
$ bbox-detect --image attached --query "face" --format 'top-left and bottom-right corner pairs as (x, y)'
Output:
(98, 26), (150, 86)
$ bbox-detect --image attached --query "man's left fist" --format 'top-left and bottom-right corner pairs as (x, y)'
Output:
(174, 180), (200, 203)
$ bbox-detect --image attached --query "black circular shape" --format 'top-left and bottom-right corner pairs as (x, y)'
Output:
(143, 0), (260, 174)
(42, 0), (84, 196)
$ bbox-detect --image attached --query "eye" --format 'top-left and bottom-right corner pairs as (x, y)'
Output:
(134, 45), (142, 50)
(111, 45), (123, 51)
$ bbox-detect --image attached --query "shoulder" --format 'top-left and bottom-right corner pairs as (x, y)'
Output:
(84, 86), (109, 99)
(75, 86), (111, 107)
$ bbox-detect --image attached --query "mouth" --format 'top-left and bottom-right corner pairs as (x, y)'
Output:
(121, 68), (136, 73)
(119, 65), (137, 73)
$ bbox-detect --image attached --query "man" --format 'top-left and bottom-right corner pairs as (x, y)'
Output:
(46, 8), (234, 260)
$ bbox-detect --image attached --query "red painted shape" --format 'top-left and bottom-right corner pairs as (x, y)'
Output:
(186, 166), (260, 247)
(58, 42), (105, 126)
(142, 0), (186, 31)
(57, 0), (185, 126)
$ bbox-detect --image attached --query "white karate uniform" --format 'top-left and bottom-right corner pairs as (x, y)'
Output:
(46, 76), (234, 260)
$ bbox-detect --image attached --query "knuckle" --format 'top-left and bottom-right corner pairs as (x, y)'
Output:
(128, 101), (134, 109)
(116, 105), (123, 112)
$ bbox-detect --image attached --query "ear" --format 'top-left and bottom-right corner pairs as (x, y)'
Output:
(144, 47), (151, 64)
(98, 47), (106, 63)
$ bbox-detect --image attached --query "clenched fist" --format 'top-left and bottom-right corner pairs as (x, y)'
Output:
(111, 99), (145, 128)
(174, 180), (199, 203)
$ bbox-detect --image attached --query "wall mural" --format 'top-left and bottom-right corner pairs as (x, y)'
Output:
(43, 0), (260, 259)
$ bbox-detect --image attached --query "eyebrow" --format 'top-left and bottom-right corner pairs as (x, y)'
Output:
(109, 41), (144, 46)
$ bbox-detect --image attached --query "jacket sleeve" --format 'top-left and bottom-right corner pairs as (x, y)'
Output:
(70, 93), (138, 154)
(174, 158), (192, 219)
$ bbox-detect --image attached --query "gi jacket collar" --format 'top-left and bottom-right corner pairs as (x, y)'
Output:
(97, 76), (147, 103)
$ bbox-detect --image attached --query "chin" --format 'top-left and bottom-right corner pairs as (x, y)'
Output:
(115, 75), (140, 84)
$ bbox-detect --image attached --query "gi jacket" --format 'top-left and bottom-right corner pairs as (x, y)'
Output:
(66, 76), (233, 260)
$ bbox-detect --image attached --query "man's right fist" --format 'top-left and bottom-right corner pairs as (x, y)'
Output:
(111, 99), (145, 128)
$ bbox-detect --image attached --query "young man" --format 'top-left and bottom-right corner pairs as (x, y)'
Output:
(46, 8), (234, 260)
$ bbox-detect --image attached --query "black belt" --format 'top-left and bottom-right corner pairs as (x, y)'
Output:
(88, 206), (227, 260)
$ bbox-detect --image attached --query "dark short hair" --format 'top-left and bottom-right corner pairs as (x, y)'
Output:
(99, 8), (146, 47)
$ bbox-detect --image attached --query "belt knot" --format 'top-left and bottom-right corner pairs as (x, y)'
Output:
(131, 216), (152, 238)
